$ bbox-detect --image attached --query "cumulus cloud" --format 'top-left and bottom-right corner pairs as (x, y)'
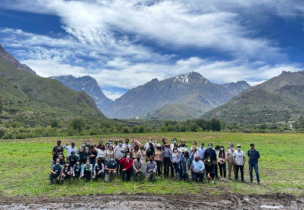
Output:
(1, 0), (304, 100)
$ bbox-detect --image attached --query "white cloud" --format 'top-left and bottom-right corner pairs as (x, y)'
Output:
(102, 90), (125, 100)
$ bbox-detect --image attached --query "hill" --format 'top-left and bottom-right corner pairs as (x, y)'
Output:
(49, 75), (112, 111)
(104, 72), (250, 119)
(204, 71), (304, 124)
(0, 45), (105, 126)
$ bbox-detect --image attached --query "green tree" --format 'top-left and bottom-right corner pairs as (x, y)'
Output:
(71, 118), (85, 132)
(139, 125), (145, 133)
(0, 98), (3, 114)
(51, 119), (59, 128)
(210, 118), (221, 131)
(123, 127), (129, 133)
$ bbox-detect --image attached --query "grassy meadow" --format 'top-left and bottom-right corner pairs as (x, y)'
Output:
(0, 132), (303, 197)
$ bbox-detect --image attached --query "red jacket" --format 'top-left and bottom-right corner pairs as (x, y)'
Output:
(117, 158), (133, 172)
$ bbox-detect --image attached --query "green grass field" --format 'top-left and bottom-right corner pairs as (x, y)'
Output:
(0, 132), (303, 198)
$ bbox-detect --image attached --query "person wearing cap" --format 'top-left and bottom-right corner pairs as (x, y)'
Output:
(63, 142), (77, 159)
(68, 151), (79, 167)
(93, 157), (104, 181)
(247, 143), (260, 184)
(189, 145), (200, 179)
(105, 144), (115, 164)
(72, 160), (83, 180)
(233, 144), (246, 182)
(227, 143), (236, 180)
(145, 156), (157, 183)
(144, 138), (154, 150)
(105, 155), (117, 182)
(117, 152), (133, 181)
(133, 153), (144, 181)
(191, 155), (205, 183)
(205, 156), (215, 183)
(180, 148), (190, 181)
(50, 158), (62, 184)
(154, 144), (164, 178)
(163, 143), (172, 178)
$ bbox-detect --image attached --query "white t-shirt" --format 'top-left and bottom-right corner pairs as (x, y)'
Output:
(114, 145), (125, 159)
(95, 148), (106, 159)
(64, 145), (78, 157)
(233, 150), (245, 165)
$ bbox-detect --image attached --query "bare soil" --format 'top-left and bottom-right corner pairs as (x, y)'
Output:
(0, 193), (303, 210)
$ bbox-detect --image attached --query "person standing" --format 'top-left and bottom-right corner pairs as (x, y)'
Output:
(94, 145), (106, 165)
(198, 143), (206, 161)
(214, 145), (220, 179)
(133, 154), (144, 181)
(63, 141), (77, 159)
(78, 143), (88, 164)
(117, 152), (133, 181)
(96, 140), (103, 149)
(217, 145), (227, 181)
(146, 142), (155, 160)
(233, 144), (246, 182)
(227, 143), (236, 180)
(114, 140), (125, 175)
(123, 139), (132, 149)
(144, 138), (154, 150)
(163, 143), (171, 178)
(247, 143), (260, 184)
(178, 140), (188, 152)
(154, 144), (164, 178)
(180, 149), (190, 181)
(145, 157), (157, 183)
(105, 144), (115, 163)
(88, 147), (97, 168)
(171, 147), (180, 179)
(52, 140), (64, 156)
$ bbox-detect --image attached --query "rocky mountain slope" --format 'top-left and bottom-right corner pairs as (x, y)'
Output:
(49, 75), (112, 111)
(104, 72), (250, 119)
(204, 71), (304, 124)
(0, 44), (36, 75)
(0, 45), (105, 126)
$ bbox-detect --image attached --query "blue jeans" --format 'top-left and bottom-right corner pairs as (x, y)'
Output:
(249, 162), (260, 182)
(163, 157), (170, 178)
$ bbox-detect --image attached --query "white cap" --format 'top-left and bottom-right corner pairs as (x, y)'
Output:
(237, 144), (241, 147)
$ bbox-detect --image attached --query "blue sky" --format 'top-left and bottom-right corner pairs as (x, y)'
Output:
(0, 0), (304, 100)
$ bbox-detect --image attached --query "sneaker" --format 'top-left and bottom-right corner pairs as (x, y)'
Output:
(211, 180), (214, 184)
(257, 181), (260, 185)
(223, 178), (226, 181)
(158, 176), (160, 179)
(250, 180), (253, 184)
(220, 178), (223, 181)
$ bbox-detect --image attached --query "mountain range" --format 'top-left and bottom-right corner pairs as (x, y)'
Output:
(103, 72), (250, 119)
(204, 71), (304, 124)
(0, 44), (105, 126)
(49, 75), (112, 111)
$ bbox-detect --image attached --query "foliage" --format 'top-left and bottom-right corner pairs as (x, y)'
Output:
(0, 98), (3, 114)
(71, 118), (85, 132)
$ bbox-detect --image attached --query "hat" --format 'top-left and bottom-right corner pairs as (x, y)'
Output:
(237, 144), (241, 147)
(181, 148), (186, 152)
(115, 139), (118, 142)
(156, 144), (161, 147)
(109, 144), (113, 147)
(250, 143), (254, 146)
(192, 145), (197, 150)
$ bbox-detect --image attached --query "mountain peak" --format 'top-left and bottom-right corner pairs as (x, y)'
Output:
(0, 44), (36, 75)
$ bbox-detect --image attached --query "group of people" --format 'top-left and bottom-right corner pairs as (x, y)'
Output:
(50, 138), (260, 185)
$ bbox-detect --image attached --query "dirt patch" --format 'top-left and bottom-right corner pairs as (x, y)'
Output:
(0, 193), (303, 210)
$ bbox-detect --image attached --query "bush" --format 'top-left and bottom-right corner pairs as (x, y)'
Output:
(71, 118), (85, 132)
(0, 126), (7, 138)
(51, 119), (59, 128)
(139, 125), (145, 133)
